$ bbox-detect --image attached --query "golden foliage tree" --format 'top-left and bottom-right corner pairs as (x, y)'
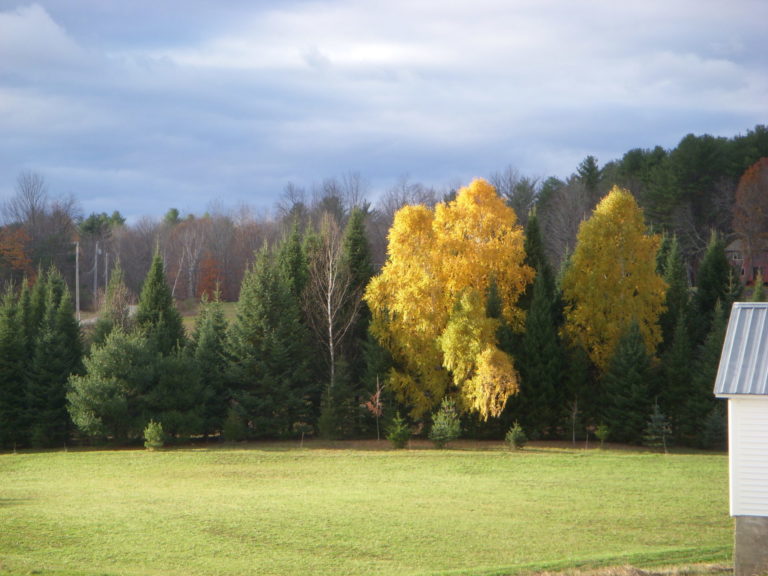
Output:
(562, 186), (666, 371)
(364, 179), (533, 418)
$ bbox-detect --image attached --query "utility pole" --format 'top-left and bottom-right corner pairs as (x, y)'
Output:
(73, 241), (80, 322)
(94, 241), (100, 310)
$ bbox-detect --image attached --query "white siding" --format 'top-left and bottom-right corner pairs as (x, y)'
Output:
(730, 398), (768, 516)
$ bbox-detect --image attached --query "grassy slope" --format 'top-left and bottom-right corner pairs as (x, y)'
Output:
(0, 444), (731, 576)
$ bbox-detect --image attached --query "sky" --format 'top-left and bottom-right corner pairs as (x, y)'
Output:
(0, 1), (766, 223)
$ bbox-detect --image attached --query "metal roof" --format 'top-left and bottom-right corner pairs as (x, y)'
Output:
(714, 302), (768, 396)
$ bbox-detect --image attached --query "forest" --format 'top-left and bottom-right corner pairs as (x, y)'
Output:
(1, 124), (767, 450)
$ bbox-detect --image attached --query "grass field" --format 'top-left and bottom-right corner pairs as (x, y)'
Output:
(0, 442), (731, 576)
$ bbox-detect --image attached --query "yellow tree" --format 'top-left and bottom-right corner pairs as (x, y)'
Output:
(365, 179), (534, 418)
(562, 186), (666, 371)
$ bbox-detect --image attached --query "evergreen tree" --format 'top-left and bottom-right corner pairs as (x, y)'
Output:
(660, 312), (693, 441)
(135, 251), (184, 355)
(190, 292), (230, 436)
(681, 301), (728, 446)
(518, 270), (562, 437)
(68, 329), (156, 441)
(26, 277), (82, 447)
(277, 222), (309, 299)
(338, 207), (375, 435)
(92, 260), (132, 346)
(690, 231), (730, 344)
(0, 286), (27, 448)
(658, 236), (689, 350)
(601, 322), (652, 444)
(228, 247), (313, 438)
(145, 350), (208, 440)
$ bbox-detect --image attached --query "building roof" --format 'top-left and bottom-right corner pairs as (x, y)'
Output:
(714, 302), (768, 396)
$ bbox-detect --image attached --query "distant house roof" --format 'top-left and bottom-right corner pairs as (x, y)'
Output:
(715, 302), (768, 396)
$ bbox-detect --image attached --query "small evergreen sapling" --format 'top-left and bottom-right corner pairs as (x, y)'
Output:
(429, 398), (461, 449)
(505, 421), (527, 450)
(144, 420), (165, 451)
(386, 413), (411, 449)
(644, 403), (672, 453)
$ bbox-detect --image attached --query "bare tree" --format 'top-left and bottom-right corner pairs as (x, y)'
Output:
(489, 166), (540, 228)
(303, 212), (362, 400)
(1, 171), (79, 286)
(538, 178), (591, 269)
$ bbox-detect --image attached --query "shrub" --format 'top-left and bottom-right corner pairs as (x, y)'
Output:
(386, 413), (411, 449)
(429, 398), (461, 449)
(143, 420), (165, 451)
(505, 421), (527, 450)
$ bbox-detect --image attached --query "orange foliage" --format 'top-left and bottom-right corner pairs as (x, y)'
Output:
(0, 226), (32, 275)
(197, 251), (223, 299)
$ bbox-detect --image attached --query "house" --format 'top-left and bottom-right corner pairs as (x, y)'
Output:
(725, 238), (768, 286)
(714, 302), (768, 576)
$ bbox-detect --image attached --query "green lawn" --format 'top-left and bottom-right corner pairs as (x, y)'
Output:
(0, 442), (731, 576)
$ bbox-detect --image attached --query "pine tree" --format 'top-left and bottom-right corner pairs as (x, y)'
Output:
(338, 207), (375, 436)
(660, 312), (693, 442)
(690, 231), (730, 344)
(518, 270), (562, 437)
(92, 260), (132, 346)
(228, 247), (313, 438)
(682, 301), (728, 446)
(0, 286), (27, 448)
(190, 292), (230, 436)
(68, 329), (156, 441)
(601, 322), (652, 444)
(135, 251), (184, 355)
(658, 236), (689, 351)
(26, 273), (82, 447)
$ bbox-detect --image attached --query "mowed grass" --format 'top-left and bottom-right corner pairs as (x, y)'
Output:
(0, 443), (731, 576)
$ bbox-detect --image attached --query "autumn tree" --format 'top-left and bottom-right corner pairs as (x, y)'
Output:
(365, 178), (533, 419)
(562, 186), (666, 371)
(733, 157), (768, 280)
(0, 226), (31, 285)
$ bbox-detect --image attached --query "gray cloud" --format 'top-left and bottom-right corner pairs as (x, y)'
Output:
(0, 1), (765, 220)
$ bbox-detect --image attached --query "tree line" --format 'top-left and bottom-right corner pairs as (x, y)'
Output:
(1, 125), (768, 449)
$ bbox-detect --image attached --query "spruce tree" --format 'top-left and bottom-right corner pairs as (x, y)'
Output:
(601, 322), (652, 444)
(135, 251), (184, 355)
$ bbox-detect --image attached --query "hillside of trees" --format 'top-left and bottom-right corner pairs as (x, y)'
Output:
(1, 125), (768, 450)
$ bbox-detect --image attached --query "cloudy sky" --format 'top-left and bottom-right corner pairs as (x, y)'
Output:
(0, 1), (765, 222)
